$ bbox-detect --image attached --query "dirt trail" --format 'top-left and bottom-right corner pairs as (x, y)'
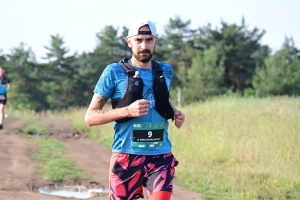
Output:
(0, 118), (202, 200)
(0, 118), (44, 191)
(0, 118), (68, 200)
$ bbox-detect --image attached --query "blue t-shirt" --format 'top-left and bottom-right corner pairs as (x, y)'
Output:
(94, 61), (173, 155)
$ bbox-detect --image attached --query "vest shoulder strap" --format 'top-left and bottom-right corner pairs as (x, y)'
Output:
(119, 58), (135, 76)
(151, 59), (161, 70)
(151, 60), (163, 78)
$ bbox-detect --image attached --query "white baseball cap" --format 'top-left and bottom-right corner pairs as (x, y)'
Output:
(127, 19), (158, 38)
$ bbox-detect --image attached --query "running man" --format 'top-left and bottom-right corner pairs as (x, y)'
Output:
(0, 67), (11, 129)
(85, 19), (185, 200)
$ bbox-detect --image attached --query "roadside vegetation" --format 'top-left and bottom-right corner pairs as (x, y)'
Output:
(7, 96), (300, 199)
(61, 96), (300, 200)
(169, 96), (300, 200)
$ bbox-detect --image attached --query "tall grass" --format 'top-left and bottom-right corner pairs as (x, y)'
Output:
(169, 96), (300, 200)
(7, 96), (300, 199)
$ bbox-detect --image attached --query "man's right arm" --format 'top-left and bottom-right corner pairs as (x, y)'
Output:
(85, 93), (127, 126)
(84, 93), (149, 126)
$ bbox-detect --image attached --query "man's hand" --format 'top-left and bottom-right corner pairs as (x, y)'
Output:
(127, 99), (149, 117)
(174, 110), (185, 129)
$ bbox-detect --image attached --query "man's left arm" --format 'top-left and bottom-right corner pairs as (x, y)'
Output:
(164, 64), (185, 128)
(169, 101), (185, 129)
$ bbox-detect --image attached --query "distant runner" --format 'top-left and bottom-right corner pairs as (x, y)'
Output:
(0, 67), (11, 129)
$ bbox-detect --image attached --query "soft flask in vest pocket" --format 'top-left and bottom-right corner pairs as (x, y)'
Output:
(111, 70), (144, 123)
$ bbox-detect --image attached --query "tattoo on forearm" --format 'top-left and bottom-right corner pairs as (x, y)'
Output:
(96, 110), (107, 115)
(97, 94), (108, 109)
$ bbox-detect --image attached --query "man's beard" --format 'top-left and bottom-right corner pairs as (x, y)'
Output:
(133, 50), (153, 63)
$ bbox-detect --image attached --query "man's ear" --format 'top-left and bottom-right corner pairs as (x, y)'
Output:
(126, 37), (132, 48)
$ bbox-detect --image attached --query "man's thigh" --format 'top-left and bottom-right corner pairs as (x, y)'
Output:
(109, 153), (146, 200)
(144, 153), (179, 196)
(109, 153), (179, 199)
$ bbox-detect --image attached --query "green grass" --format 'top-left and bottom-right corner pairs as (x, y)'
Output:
(30, 138), (88, 183)
(9, 108), (49, 135)
(22, 122), (48, 135)
(169, 96), (300, 200)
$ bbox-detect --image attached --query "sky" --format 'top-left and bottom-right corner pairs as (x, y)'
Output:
(1, 0), (299, 63)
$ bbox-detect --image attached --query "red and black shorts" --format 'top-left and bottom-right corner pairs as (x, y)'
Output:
(109, 152), (179, 200)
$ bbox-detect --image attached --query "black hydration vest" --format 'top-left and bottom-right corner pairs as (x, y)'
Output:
(111, 58), (174, 123)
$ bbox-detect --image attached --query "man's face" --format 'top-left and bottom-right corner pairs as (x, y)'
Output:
(127, 25), (158, 63)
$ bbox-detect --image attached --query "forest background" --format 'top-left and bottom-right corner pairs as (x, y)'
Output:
(1, 16), (299, 111)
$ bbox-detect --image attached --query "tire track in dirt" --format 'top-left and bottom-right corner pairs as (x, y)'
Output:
(0, 118), (42, 192)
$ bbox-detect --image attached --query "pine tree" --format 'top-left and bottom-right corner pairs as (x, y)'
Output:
(41, 34), (78, 109)
(253, 37), (300, 96)
(183, 45), (226, 103)
(194, 18), (270, 93)
(4, 43), (42, 110)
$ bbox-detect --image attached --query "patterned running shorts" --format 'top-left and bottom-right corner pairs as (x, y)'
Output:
(109, 152), (179, 200)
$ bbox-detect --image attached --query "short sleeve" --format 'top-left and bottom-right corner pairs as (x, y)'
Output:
(94, 64), (117, 99)
(159, 62), (173, 88)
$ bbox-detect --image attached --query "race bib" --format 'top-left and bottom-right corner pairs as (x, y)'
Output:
(132, 122), (165, 148)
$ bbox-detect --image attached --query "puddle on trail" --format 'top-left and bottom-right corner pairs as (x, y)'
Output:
(38, 185), (108, 199)
(27, 134), (45, 139)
